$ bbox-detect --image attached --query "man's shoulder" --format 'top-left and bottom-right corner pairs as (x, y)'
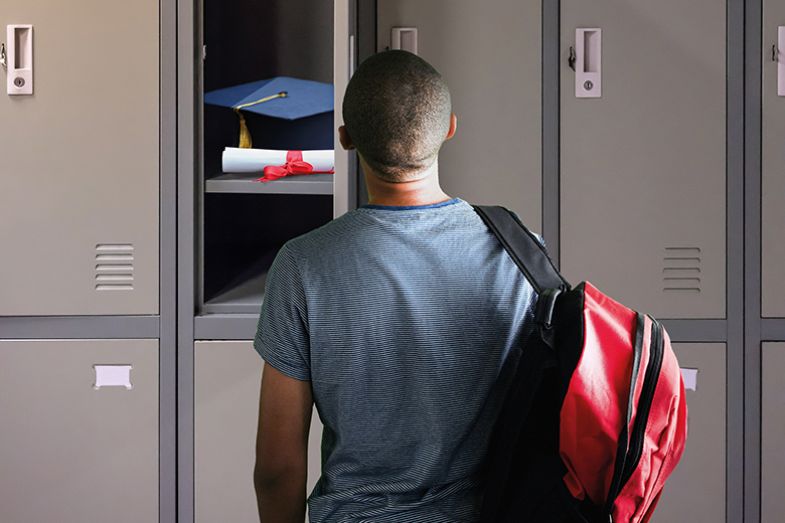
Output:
(282, 208), (370, 259)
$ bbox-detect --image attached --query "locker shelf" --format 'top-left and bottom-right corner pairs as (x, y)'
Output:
(205, 172), (334, 195)
(202, 271), (266, 314)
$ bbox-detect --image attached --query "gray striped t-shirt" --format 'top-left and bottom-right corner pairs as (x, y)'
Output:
(254, 197), (539, 522)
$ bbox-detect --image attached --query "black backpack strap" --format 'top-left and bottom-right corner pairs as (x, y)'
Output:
(473, 205), (570, 295)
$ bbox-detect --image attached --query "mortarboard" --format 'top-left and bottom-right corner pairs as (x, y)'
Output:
(204, 76), (334, 149)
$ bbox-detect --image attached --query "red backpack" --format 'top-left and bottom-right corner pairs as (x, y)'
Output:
(473, 205), (688, 523)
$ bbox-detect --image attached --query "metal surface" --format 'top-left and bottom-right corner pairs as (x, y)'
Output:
(177, 0), (199, 519)
(727, 1), (746, 522)
(762, 343), (785, 522)
(0, 339), (159, 522)
(542, 0), (561, 267)
(159, 0), (178, 519)
(0, 0), (160, 316)
(652, 343), (727, 522)
(194, 314), (258, 340)
(194, 341), (324, 523)
(334, 0), (354, 217)
(560, 0), (727, 319)
(659, 319), (727, 343)
(746, 1), (764, 521)
(762, 0), (785, 317)
(205, 173), (334, 195)
(0, 315), (159, 339)
(762, 318), (785, 341)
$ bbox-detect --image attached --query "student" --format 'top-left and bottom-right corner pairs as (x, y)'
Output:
(253, 50), (539, 522)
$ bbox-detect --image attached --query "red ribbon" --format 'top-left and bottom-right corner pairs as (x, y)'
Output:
(257, 150), (335, 182)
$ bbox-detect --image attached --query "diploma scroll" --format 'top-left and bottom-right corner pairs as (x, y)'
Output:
(222, 147), (334, 174)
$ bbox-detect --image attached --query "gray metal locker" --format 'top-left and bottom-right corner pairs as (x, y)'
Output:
(375, 0), (542, 229)
(762, 1), (785, 317)
(194, 341), (323, 523)
(651, 343), (725, 522)
(0, 0), (160, 316)
(560, 1), (726, 319)
(762, 343), (785, 522)
(0, 339), (158, 523)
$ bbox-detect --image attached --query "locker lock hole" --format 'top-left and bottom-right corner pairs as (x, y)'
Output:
(583, 80), (594, 91)
(13, 77), (25, 88)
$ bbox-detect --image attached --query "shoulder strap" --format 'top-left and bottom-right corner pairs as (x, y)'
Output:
(473, 205), (570, 294)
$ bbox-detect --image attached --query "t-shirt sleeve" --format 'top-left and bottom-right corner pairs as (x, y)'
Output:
(253, 243), (311, 381)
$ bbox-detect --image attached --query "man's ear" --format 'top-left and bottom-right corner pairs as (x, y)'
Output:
(445, 113), (458, 141)
(338, 125), (355, 151)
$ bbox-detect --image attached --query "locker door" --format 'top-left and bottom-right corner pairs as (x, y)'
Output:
(195, 341), (323, 523)
(0, 0), (159, 316)
(560, 1), (726, 319)
(651, 343), (725, 522)
(762, 343), (785, 522)
(374, 0), (542, 229)
(0, 339), (158, 523)
(762, 1), (785, 317)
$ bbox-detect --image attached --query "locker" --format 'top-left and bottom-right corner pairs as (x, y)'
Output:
(195, 341), (323, 523)
(560, 1), (726, 319)
(0, 339), (158, 523)
(762, 343), (785, 522)
(0, 0), (160, 316)
(762, 1), (785, 317)
(199, 0), (335, 315)
(651, 343), (725, 522)
(375, 0), (542, 229)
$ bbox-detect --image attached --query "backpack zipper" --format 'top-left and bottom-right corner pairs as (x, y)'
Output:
(619, 317), (665, 489)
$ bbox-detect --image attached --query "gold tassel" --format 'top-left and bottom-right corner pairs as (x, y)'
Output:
(233, 91), (288, 149)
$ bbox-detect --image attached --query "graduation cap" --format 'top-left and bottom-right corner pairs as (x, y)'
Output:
(204, 77), (334, 150)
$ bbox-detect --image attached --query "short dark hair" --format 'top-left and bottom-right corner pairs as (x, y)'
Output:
(342, 50), (452, 182)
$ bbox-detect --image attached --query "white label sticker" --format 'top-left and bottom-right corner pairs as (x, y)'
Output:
(680, 367), (698, 391)
(93, 364), (133, 390)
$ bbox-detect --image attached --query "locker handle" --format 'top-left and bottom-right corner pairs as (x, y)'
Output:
(778, 27), (785, 97)
(6, 24), (33, 95)
(574, 28), (601, 98)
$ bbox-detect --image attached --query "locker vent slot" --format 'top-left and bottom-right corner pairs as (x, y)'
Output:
(663, 247), (701, 293)
(95, 244), (134, 291)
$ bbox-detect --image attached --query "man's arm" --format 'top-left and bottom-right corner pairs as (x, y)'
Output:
(254, 362), (314, 523)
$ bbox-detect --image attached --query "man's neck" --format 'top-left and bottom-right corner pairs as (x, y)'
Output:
(362, 159), (452, 207)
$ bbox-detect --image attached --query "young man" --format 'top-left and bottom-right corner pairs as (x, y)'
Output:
(253, 50), (538, 522)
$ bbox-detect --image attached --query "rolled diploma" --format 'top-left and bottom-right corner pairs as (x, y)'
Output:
(222, 147), (334, 173)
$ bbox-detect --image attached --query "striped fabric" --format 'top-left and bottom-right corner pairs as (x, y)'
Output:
(254, 197), (539, 522)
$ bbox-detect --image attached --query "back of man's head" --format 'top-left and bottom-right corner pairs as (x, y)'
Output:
(342, 50), (452, 182)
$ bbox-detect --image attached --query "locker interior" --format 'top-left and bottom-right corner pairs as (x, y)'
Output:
(199, 0), (335, 316)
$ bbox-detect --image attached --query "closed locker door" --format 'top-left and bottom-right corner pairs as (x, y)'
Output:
(762, 1), (785, 317)
(0, 339), (158, 523)
(375, 0), (542, 229)
(560, 1), (726, 319)
(651, 343), (725, 522)
(195, 341), (323, 523)
(0, 0), (159, 316)
(762, 343), (785, 522)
